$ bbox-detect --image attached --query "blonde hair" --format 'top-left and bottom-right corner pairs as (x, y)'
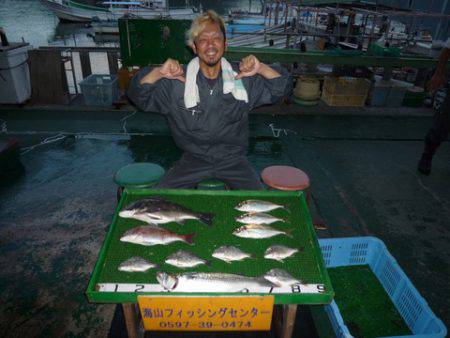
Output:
(185, 10), (226, 47)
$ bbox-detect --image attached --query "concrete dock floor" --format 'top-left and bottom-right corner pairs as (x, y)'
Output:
(0, 104), (448, 337)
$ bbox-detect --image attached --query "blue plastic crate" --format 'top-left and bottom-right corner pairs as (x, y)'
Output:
(80, 74), (118, 106)
(319, 237), (447, 338)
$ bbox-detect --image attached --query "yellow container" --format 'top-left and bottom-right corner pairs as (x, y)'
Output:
(294, 77), (321, 101)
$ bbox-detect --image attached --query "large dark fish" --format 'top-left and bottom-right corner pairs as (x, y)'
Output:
(119, 196), (213, 226)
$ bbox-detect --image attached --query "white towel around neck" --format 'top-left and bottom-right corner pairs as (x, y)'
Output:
(184, 57), (248, 109)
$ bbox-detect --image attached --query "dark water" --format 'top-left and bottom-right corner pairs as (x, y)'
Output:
(0, 0), (262, 48)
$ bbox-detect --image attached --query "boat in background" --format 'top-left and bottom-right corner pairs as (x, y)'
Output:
(41, 0), (196, 22)
(92, 16), (267, 37)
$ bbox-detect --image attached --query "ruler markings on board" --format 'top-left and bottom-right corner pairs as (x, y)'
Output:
(96, 283), (326, 294)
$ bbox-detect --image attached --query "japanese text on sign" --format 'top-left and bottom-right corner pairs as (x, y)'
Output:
(137, 296), (274, 331)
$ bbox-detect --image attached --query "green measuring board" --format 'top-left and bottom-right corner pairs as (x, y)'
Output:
(119, 18), (194, 66)
(87, 189), (333, 304)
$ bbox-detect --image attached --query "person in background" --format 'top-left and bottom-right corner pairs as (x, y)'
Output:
(417, 38), (450, 175)
(127, 10), (292, 189)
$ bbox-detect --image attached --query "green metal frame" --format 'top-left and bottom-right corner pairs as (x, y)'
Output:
(86, 188), (333, 305)
(118, 18), (445, 69)
(225, 47), (443, 69)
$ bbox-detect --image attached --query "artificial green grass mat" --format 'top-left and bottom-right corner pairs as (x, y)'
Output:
(97, 190), (323, 286)
(328, 265), (411, 338)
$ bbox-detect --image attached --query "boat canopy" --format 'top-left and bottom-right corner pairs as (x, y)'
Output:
(100, 1), (144, 4)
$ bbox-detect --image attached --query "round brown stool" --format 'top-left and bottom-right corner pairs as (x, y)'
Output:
(261, 165), (325, 230)
(261, 165), (310, 191)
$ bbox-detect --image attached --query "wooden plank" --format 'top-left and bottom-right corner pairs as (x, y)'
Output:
(79, 51), (92, 79)
(56, 53), (69, 102)
(29, 50), (50, 103)
(273, 304), (284, 337)
(107, 51), (119, 75)
(28, 49), (69, 104)
(28, 50), (39, 102)
(49, 51), (60, 103)
(122, 303), (141, 338)
(280, 305), (297, 338)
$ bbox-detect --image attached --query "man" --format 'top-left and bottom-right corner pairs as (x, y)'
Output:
(417, 38), (450, 175)
(127, 10), (292, 189)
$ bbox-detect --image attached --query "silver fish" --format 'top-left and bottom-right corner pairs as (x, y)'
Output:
(156, 272), (274, 293)
(212, 246), (254, 263)
(118, 256), (158, 272)
(235, 200), (288, 213)
(264, 269), (301, 287)
(165, 250), (208, 268)
(119, 196), (213, 226)
(264, 245), (299, 262)
(235, 212), (285, 225)
(120, 225), (195, 246)
(233, 224), (292, 239)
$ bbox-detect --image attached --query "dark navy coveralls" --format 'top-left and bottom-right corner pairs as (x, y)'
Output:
(426, 92), (450, 149)
(127, 63), (292, 190)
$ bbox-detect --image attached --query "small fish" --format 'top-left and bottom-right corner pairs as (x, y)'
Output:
(264, 245), (300, 262)
(118, 256), (158, 272)
(156, 272), (275, 293)
(233, 224), (292, 239)
(235, 199), (288, 213)
(212, 246), (254, 263)
(235, 212), (285, 225)
(119, 196), (213, 226)
(165, 250), (209, 268)
(263, 269), (301, 287)
(120, 225), (195, 246)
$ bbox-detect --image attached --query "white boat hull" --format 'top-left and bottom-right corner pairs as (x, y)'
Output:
(41, 0), (194, 22)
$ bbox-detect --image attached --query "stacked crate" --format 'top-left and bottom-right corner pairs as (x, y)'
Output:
(321, 77), (371, 107)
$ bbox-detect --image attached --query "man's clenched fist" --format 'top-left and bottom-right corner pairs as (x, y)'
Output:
(159, 58), (185, 83)
(235, 55), (261, 80)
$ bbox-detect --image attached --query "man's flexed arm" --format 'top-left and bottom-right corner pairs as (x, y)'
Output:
(234, 54), (292, 109)
(140, 58), (186, 84)
(128, 58), (186, 113)
(235, 54), (281, 80)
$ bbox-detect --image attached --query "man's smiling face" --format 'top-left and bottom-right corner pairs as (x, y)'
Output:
(192, 21), (226, 67)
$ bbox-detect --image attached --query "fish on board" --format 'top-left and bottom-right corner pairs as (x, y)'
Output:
(263, 268), (301, 287)
(264, 245), (300, 262)
(232, 224), (292, 239)
(156, 271), (275, 293)
(118, 256), (159, 272)
(165, 250), (209, 268)
(119, 196), (213, 226)
(120, 225), (195, 246)
(235, 212), (286, 225)
(212, 246), (254, 263)
(235, 199), (289, 213)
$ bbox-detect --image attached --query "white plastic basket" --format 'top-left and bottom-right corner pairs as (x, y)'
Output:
(80, 74), (118, 106)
